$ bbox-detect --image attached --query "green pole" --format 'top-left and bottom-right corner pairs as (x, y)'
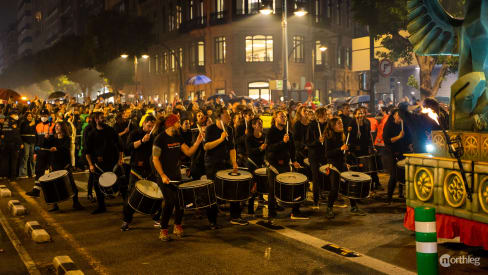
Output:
(415, 207), (438, 275)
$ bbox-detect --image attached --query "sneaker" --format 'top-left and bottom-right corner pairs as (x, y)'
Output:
(230, 218), (249, 226)
(26, 189), (40, 198)
(153, 221), (161, 228)
(209, 223), (222, 230)
(159, 229), (170, 241)
(325, 207), (334, 219)
(350, 207), (366, 216)
(290, 212), (309, 220)
(173, 225), (184, 238)
(120, 222), (130, 231)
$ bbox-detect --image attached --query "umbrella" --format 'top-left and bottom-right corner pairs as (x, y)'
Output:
(0, 89), (20, 100)
(230, 96), (252, 103)
(97, 92), (115, 100)
(48, 91), (66, 99)
(186, 75), (212, 85)
(349, 95), (370, 104)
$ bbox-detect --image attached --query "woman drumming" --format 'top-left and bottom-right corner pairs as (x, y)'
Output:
(324, 117), (365, 219)
(245, 117), (266, 214)
(48, 121), (83, 212)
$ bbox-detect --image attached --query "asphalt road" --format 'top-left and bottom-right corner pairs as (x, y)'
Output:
(1, 172), (487, 275)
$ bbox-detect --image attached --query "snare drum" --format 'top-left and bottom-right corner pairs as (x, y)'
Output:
(340, 171), (372, 199)
(128, 180), (163, 215)
(275, 172), (308, 204)
(357, 155), (380, 173)
(254, 168), (268, 194)
(99, 172), (119, 196)
(215, 169), (253, 201)
(178, 180), (216, 209)
(318, 165), (331, 191)
(39, 170), (74, 204)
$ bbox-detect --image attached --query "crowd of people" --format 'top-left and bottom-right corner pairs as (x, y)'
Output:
(0, 93), (446, 241)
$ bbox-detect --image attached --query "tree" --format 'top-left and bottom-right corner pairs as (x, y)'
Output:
(351, 0), (463, 99)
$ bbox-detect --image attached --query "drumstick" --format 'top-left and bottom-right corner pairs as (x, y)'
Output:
(220, 120), (228, 141)
(94, 164), (104, 173)
(401, 120), (404, 132)
(344, 132), (350, 154)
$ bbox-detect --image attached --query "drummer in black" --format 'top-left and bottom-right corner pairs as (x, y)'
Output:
(153, 114), (203, 241)
(85, 111), (123, 214)
(189, 110), (207, 180)
(47, 122), (83, 212)
(305, 107), (327, 208)
(324, 117), (366, 219)
(204, 107), (247, 226)
(246, 117), (266, 214)
(266, 110), (307, 220)
(120, 115), (157, 231)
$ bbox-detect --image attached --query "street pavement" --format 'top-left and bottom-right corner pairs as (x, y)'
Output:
(1, 172), (487, 274)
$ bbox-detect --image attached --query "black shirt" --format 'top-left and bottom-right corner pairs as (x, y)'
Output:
(204, 123), (235, 165)
(246, 133), (266, 168)
(325, 133), (346, 172)
(20, 120), (36, 144)
(85, 124), (121, 170)
(383, 119), (412, 157)
(348, 119), (372, 156)
(293, 121), (308, 162)
(305, 121), (326, 161)
(51, 136), (71, 170)
(265, 125), (296, 166)
(153, 131), (184, 181)
(127, 128), (153, 175)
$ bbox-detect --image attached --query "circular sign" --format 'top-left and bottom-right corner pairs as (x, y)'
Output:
(379, 59), (393, 77)
(414, 167), (434, 202)
(444, 171), (466, 208)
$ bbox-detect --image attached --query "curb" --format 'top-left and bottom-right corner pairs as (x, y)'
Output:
(8, 200), (27, 216)
(25, 221), (51, 243)
(0, 185), (12, 197)
(53, 256), (84, 275)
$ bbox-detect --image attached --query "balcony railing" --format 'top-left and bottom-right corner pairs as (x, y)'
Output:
(210, 11), (228, 25)
(180, 16), (206, 33)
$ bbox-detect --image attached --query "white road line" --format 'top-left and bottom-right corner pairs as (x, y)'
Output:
(250, 220), (416, 275)
(0, 208), (41, 275)
(9, 181), (110, 275)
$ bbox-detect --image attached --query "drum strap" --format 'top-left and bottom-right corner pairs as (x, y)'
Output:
(322, 164), (340, 175)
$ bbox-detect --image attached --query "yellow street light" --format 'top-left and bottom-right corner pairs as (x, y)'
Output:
(319, 45), (328, 52)
(121, 54), (129, 59)
(294, 7), (308, 17)
(141, 55), (149, 59)
(21, 96), (28, 101)
(259, 3), (273, 15)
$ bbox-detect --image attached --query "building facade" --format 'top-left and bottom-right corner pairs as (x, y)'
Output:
(108, 0), (360, 103)
(0, 24), (19, 74)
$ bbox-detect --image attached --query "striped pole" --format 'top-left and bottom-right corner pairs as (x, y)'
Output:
(415, 207), (438, 275)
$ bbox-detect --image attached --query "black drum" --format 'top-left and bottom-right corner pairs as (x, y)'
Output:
(128, 180), (163, 215)
(215, 169), (253, 201)
(340, 171), (372, 199)
(39, 170), (74, 204)
(275, 172), (308, 204)
(99, 172), (119, 196)
(254, 168), (268, 194)
(178, 180), (216, 209)
(318, 165), (331, 191)
(357, 155), (381, 173)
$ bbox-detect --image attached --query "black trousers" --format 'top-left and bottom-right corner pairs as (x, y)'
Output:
(384, 152), (405, 199)
(35, 151), (50, 182)
(267, 162), (301, 215)
(122, 173), (162, 223)
(309, 155), (326, 205)
(5, 147), (20, 179)
(205, 162), (242, 220)
(160, 182), (183, 229)
(327, 170), (357, 208)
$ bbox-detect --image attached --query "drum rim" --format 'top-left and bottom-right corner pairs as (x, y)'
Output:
(179, 180), (214, 189)
(340, 171), (372, 181)
(275, 172), (307, 183)
(216, 169), (253, 179)
(39, 170), (69, 181)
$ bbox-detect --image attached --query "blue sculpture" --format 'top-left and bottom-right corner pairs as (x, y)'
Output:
(407, 0), (488, 131)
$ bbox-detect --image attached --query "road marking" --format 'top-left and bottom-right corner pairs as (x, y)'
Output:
(0, 207), (41, 275)
(251, 220), (416, 275)
(10, 181), (110, 275)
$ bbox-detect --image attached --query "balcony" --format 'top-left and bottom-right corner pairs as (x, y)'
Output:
(179, 16), (206, 33)
(209, 11), (228, 25)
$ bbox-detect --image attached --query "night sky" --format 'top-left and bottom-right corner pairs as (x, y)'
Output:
(0, 1), (17, 32)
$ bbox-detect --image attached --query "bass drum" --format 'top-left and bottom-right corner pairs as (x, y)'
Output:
(215, 169), (253, 201)
(39, 170), (73, 204)
(178, 180), (216, 209)
(275, 172), (308, 205)
(254, 168), (268, 194)
(128, 180), (163, 215)
(340, 171), (372, 199)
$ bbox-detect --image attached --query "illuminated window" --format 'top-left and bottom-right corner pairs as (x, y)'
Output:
(191, 41), (205, 67)
(190, 0), (194, 20)
(345, 47), (351, 68)
(314, 0), (321, 23)
(248, 0), (261, 14)
(315, 41), (323, 65)
(246, 35), (273, 62)
(216, 0), (224, 17)
(169, 4), (175, 31)
(293, 35), (304, 63)
(176, 5), (182, 29)
(215, 37), (226, 64)
(171, 49), (176, 72)
(155, 55), (159, 73)
(178, 48), (183, 68)
(337, 46), (342, 66)
(248, 82), (270, 100)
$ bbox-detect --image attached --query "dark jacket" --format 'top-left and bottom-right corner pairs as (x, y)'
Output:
(325, 132), (346, 172)
(266, 125), (296, 166)
(305, 120), (326, 162)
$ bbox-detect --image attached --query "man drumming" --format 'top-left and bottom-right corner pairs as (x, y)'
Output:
(204, 107), (248, 226)
(121, 115), (157, 231)
(266, 110), (307, 220)
(152, 114), (203, 241)
(85, 111), (123, 214)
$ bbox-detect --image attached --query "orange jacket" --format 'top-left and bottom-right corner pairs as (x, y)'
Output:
(374, 115), (389, 146)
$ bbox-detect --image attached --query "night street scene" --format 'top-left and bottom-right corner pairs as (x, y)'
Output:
(1, 0), (488, 274)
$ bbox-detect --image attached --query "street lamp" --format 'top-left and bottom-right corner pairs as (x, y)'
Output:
(141, 54), (149, 59)
(260, 0), (308, 101)
(120, 54), (129, 59)
(319, 45), (328, 52)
